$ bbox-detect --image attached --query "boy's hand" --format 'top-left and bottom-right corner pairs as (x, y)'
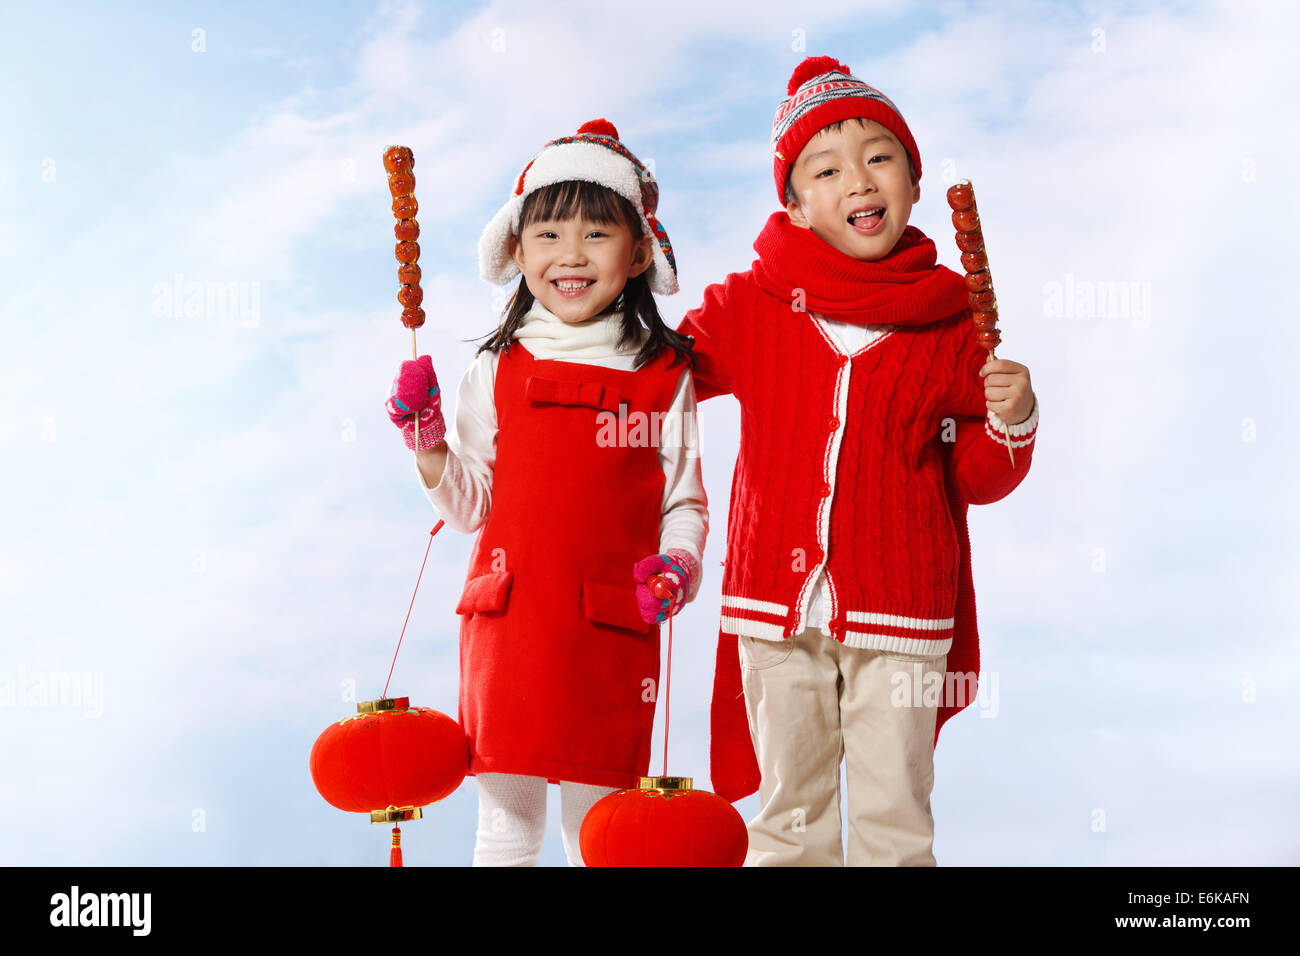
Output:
(980, 356), (1035, 425)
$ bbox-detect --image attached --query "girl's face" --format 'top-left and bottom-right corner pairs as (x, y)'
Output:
(510, 215), (653, 324)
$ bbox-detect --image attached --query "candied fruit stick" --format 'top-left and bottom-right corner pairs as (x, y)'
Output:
(383, 146), (425, 333)
(946, 179), (1014, 466)
(384, 145), (426, 445)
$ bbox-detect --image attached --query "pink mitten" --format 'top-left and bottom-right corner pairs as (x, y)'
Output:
(633, 549), (699, 624)
(386, 354), (446, 451)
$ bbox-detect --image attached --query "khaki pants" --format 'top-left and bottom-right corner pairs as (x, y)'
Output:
(739, 627), (947, 866)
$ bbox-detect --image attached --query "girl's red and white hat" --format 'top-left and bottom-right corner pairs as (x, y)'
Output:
(478, 119), (679, 295)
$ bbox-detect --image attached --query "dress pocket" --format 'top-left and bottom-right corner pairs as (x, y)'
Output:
(455, 570), (514, 617)
(581, 579), (650, 634)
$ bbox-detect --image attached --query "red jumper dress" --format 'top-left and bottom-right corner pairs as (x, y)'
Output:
(454, 341), (683, 789)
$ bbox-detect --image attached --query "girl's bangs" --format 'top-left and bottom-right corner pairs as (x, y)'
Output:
(519, 180), (629, 228)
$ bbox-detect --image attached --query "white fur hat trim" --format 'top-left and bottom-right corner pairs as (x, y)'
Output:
(478, 140), (678, 295)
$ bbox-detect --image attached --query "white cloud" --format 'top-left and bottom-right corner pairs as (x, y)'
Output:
(2, 0), (1297, 866)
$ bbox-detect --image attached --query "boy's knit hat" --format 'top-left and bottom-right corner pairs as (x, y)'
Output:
(479, 118), (678, 295)
(771, 56), (922, 204)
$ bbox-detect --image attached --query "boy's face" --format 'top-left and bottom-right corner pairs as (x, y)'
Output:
(784, 118), (920, 260)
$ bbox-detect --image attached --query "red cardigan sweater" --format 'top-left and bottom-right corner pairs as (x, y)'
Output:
(676, 219), (1038, 801)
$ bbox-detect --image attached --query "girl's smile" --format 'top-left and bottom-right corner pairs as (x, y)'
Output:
(509, 217), (653, 324)
(551, 276), (597, 297)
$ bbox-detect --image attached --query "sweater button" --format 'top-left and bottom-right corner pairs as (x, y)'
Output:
(829, 619), (844, 634)
(827, 416), (840, 432)
(819, 483), (831, 497)
(837, 355), (849, 368)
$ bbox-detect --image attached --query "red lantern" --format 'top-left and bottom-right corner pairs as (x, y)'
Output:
(310, 695), (469, 866)
(579, 575), (749, 867)
(580, 775), (747, 867)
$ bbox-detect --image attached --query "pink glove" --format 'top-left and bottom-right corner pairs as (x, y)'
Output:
(633, 549), (699, 624)
(386, 355), (446, 451)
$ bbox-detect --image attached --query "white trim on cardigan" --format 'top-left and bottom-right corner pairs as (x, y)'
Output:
(803, 315), (892, 636)
(720, 595), (788, 615)
(986, 394), (1040, 447)
(793, 315), (894, 638)
(722, 591), (955, 655)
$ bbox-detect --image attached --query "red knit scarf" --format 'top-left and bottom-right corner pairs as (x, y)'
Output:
(750, 211), (968, 326)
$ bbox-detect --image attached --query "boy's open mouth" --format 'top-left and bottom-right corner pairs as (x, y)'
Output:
(848, 206), (886, 235)
(551, 278), (595, 298)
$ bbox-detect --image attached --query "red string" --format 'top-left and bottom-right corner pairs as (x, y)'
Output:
(383, 521), (444, 699)
(662, 591), (674, 778)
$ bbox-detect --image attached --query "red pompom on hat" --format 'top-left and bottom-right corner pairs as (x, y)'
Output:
(786, 55), (851, 94)
(770, 55), (921, 205)
(577, 118), (619, 139)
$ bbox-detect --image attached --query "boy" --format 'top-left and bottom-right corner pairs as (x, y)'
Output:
(677, 56), (1039, 866)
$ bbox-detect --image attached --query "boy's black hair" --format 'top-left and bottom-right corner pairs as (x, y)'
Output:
(782, 117), (918, 206)
(475, 179), (695, 372)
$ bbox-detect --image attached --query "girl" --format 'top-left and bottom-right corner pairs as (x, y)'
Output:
(384, 119), (707, 866)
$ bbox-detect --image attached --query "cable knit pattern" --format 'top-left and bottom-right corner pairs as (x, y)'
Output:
(676, 220), (1038, 801)
(684, 276), (1029, 653)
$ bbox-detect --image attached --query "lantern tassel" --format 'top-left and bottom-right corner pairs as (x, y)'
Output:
(390, 824), (403, 867)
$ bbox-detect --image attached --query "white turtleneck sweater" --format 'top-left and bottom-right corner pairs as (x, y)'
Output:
(416, 300), (708, 600)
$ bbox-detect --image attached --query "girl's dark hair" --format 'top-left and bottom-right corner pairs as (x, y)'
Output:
(475, 179), (695, 372)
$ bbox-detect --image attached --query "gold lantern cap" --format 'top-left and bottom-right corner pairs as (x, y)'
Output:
(638, 776), (692, 792)
(370, 806), (423, 823)
(357, 696), (410, 714)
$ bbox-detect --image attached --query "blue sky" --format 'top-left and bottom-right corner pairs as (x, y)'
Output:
(1, 0), (1297, 866)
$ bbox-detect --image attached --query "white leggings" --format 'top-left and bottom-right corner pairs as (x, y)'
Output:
(473, 772), (617, 866)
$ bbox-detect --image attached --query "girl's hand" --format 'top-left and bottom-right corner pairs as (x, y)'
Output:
(980, 356), (1035, 425)
(386, 355), (446, 451)
(633, 549), (697, 623)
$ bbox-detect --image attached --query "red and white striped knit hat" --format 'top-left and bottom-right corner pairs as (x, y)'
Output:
(771, 56), (922, 204)
(479, 118), (678, 295)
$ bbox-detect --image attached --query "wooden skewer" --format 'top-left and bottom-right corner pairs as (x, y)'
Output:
(412, 327), (419, 447)
(988, 347), (1014, 467)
